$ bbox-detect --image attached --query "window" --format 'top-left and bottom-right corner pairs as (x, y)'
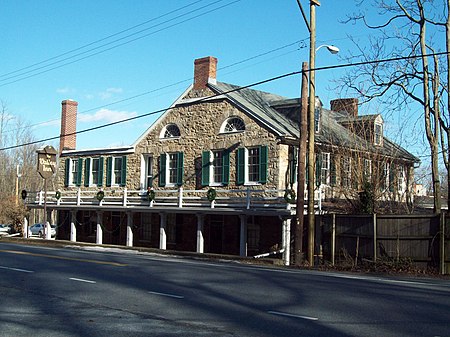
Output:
(236, 146), (268, 185)
(161, 124), (180, 139)
(247, 220), (260, 251)
(202, 150), (230, 186)
(374, 123), (383, 145)
(320, 153), (330, 185)
(141, 213), (153, 242)
(248, 147), (260, 182)
(221, 117), (245, 133)
(64, 158), (83, 187)
(340, 156), (351, 188)
(167, 214), (177, 244)
(159, 152), (184, 187)
(71, 159), (79, 185)
(145, 155), (153, 188)
(314, 107), (321, 133)
(364, 159), (372, 181)
(397, 166), (405, 192)
(106, 156), (127, 187)
(92, 158), (103, 186)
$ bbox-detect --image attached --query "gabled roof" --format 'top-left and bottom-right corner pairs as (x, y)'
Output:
(207, 81), (419, 163)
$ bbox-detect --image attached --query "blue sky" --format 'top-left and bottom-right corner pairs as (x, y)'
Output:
(0, 0), (436, 162)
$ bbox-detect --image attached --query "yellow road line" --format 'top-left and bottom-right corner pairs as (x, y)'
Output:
(0, 249), (127, 267)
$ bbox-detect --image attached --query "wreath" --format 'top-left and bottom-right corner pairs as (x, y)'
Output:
(284, 189), (296, 204)
(96, 190), (105, 201)
(207, 188), (217, 202)
(55, 191), (61, 200)
(147, 189), (156, 201)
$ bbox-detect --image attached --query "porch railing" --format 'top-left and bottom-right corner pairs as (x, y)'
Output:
(24, 187), (311, 212)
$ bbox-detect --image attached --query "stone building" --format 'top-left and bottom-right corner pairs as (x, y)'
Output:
(26, 56), (419, 263)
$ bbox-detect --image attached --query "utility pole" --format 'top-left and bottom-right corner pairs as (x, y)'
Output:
(307, 0), (319, 266)
(295, 62), (309, 266)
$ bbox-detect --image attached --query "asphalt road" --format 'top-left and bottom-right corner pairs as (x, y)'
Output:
(0, 241), (449, 337)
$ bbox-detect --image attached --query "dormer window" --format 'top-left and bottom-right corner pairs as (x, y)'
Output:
(374, 122), (383, 145)
(161, 123), (181, 139)
(221, 116), (245, 133)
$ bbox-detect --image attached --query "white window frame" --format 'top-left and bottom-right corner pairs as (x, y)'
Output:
(70, 159), (78, 186)
(112, 156), (123, 186)
(341, 156), (351, 188)
(160, 123), (181, 139)
(246, 147), (261, 184)
(90, 157), (100, 186)
(364, 159), (372, 181)
(140, 155), (153, 189)
(167, 153), (179, 187)
(374, 122), (383, 145)
(321, 152), (330, 185)
(220, 116), (245, 134)
(210, 150), (224, 186)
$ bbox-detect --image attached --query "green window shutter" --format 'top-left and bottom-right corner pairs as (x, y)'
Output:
(315, 153), (322, 187)
(201, 150), (210, 186)
(330, 155), (337, 186)
(159, 153), (166, 187)
(76, 159), (83, 186)
(84, 158), (91, 187)
(259, 145), (268, 184)
(177, 152), (184, 186)
(120, 156), (127, 187)
(98, 157), (104, 187)
(236, 148), (245, 185)
(64, 158), (70, 187)
(222, 150), (230, 185)
(106, 157), (112, 187)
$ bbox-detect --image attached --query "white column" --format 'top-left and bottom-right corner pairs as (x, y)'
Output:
(96, 212), (103, 245)
(239, 215), (247, 257)
(45, 209), (52, 240)
(282, 218), (291, 266)
(196, 214), (205, 253)
(126, 212), (133, 247)
(70, 211), (77, 242)
(45, 221), (51, 240)
(159, 213), (167, 250)
(23, 217), (28, 238)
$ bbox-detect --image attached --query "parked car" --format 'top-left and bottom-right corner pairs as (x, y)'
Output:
(0, 224), (12, 236)
(28, 223), (56, 238)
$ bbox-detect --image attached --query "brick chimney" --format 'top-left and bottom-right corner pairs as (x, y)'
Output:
(330, 98), (359, 117)
(193, 56), (217, 89)
(59, 99), (78, 153)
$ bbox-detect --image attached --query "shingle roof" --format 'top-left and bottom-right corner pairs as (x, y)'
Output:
(208, 81), (419, 163)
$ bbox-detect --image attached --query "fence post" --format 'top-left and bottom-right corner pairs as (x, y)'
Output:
(440, 212), (445, 275)
(331, 213), (336, 266)
(178, 187), (183, 208)
(373, 213), (377, 262)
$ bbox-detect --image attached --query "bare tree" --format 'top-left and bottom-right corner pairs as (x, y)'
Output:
(0, 100), (41, 226)
(337, 0), (448, 213)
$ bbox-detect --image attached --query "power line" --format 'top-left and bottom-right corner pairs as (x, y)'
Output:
(0, 0), (205, 80)
(2, 39), (305, 135)
(0, 0), (240, 87)
(1, 50), (448, 152)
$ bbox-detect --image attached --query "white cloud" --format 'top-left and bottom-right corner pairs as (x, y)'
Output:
(56, 87), (71, 94)
(78, 108), (137, 124)
(99, 87), (123, 100)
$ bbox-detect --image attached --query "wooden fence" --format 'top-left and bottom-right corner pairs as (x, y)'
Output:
(317, 213), (450, 274)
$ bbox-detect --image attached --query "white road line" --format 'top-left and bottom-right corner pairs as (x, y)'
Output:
(69, 277), (96, 284)
(148, 291), (184, 299)
(268, 311), (318, 321)
(0, 265), (34, 273)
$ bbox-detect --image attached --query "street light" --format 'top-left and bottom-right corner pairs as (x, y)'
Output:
(316, 44), (340, 54)
(307, 4), (339, 266)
